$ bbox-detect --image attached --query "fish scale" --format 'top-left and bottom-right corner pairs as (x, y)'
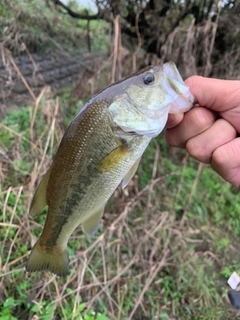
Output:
(26, 62), (194, 276)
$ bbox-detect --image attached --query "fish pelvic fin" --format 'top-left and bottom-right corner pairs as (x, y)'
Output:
(122, 158), (141, 189)
(30, 169), (51, 217)
(26, 241), (69, 277)
(82, 207), (105, 237)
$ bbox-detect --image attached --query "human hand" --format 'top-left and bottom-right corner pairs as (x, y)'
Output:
(165, 75), (240, 187)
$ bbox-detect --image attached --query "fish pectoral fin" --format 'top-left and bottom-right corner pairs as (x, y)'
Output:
(30, 169), (51, 217)
(122, 158), (141, 189)
(97, 143), (129, 173)
(82, 207), (105, 237)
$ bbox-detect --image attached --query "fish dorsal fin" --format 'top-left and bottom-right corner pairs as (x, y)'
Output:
(97, 144), (129, 173)
(82, 207), (105, 237)
(30, 169), (51, 217)
(122, 158), (141, 189)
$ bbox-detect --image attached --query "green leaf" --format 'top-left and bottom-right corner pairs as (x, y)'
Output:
(96, 314), (111, 320)
(3, 297), (16, 308)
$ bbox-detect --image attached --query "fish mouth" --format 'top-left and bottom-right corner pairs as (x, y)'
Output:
(114, 125), (139, 137)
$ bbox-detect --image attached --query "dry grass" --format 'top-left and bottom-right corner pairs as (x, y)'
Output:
(0, 37), (239, 319)
(0, 91), (174, 318)
(1, 1), (240, 318)
(1, 88), (240, 320)
(0, 42), (239, 319)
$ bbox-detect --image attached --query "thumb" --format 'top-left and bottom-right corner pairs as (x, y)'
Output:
(185, 75), (240, 133)
(185, 75), (240, 113)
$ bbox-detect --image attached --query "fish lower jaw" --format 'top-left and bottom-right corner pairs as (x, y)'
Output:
(168, 103), (192, 114)
(114, 126), (139, 137)
(114, 123), (162, 138)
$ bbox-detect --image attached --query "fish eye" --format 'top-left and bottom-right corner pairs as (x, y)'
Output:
(143, 73), (155, 85)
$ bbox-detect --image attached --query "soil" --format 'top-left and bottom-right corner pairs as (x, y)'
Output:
(0, 49), (106, 118)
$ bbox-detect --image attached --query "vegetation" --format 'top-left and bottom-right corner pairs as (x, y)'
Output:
(0, 0), (109, 54)
(2, 0), (240, 78)
(52, 0), (240, 79)
(1, 0), (240, 319)
(1, 90), (240, 319)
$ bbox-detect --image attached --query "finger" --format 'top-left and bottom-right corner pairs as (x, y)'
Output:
(186, 119), (237, 163)
(165, 107), (217, 148)
(211, 138), (240, 187)
(185, 76), (240, 113)
(165, 113), (184, 129)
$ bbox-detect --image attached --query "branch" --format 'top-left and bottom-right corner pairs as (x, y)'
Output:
(52, 0), (102, 20)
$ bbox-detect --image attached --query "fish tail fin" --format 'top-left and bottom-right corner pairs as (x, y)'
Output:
(26, 241), (69, 277)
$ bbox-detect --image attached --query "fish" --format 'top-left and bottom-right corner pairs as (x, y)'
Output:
(26, 62), (194, 276)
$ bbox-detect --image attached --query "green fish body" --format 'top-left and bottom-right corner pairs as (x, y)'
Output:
(26, 62), (193, 276)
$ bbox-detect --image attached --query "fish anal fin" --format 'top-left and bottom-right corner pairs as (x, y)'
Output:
(30, 169), (51, 217)
(82, 207), (105, 237)
(122, 158), (141, 189)
(26, 240), (69, 277)
(97, 144), (129, 173)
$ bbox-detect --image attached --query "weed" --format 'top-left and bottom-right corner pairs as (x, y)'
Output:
(0, 0), (109, 55)
(1, 93), (239, 319)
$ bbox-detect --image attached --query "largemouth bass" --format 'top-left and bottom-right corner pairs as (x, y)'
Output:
(26, 62), (193, 276)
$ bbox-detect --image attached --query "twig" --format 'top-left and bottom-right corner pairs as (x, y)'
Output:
(128, 249), (170, 320)
(180, 162), (204, 227)
(53, 0), (100, 20)
(111, 15), (121, 83)
(37, 97), (59, 172)
(0, 123), (41, 152)
(8, 55), (36, 101)
(132, 9), (142, 72)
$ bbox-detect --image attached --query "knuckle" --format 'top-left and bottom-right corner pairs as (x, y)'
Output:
(189, 107), (214, 130)
(218, 119), (236, 137)
(212, 146), (227, 166)
(186, 138), (209, 163)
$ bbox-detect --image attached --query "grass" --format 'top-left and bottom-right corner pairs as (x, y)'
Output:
(0, 0), (109, 55)
(1, 89), (240, 320)
(1, 0), (239, 318)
